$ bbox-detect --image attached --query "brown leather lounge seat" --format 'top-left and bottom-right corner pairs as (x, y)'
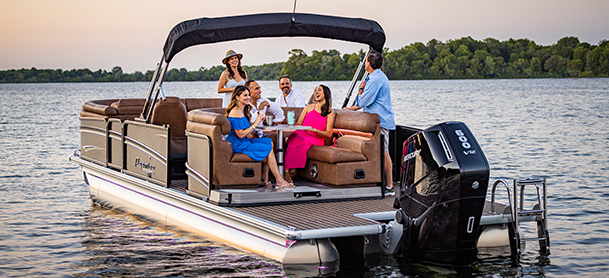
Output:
(186, 110), (263, 197)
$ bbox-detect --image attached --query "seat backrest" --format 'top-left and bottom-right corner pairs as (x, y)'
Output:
(111, 98), (146, 116)
(151, 97), (188, 138)
(333, 109), (379, 133)
(151, 97), (188, 154)
(333, 109), (381, 161)
(279, 107), (304, 124)
(182, 98), (223, 111)
(198, 107), (228, 115)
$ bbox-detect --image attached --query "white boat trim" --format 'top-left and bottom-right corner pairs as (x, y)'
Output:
(71, 154), (388, 263)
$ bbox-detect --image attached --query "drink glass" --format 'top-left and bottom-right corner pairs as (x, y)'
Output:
(287, 111), (295, 125)
(266, 115), (273, 126)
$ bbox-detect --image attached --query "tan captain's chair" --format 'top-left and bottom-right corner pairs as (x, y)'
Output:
(150, 96), (188, 179)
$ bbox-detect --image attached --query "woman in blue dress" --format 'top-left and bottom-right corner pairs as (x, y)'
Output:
(225, 85), (294, 188)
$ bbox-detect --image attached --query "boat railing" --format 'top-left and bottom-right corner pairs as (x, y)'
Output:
(342, 49), (370, 108)
(490, 179), (515, 222)
(490, 177), (550, 256)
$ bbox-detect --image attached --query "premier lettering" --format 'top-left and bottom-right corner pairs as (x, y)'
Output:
(135, 157), (155, 177)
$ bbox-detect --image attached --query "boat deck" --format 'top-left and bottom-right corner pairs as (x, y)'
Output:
(170, 179), (512, 231)
(232, 197), (396, 230)
(170, 179), (395, 230)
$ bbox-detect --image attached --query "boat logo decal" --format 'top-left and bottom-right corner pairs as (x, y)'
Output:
(403, 149), (421, 162)
(455, 129), (475, 153)
(135, 157), (156, 177)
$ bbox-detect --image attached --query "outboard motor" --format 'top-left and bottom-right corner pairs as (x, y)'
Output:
(394, 122), (489, 266)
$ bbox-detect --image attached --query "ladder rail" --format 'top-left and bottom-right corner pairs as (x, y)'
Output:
(514, 177), (550, 255)
(490, 179), (515, 222)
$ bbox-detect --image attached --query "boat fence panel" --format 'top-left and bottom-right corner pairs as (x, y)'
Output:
(186, 132), (213, 197)
(123, 120), (170, 186)
(107, 118), (123, 170)
(79, 117), (108, 166)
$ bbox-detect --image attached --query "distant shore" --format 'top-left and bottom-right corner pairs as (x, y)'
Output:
(1, 36), (607, 83)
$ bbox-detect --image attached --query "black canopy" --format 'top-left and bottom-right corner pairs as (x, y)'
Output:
(162, 13), (386, 63)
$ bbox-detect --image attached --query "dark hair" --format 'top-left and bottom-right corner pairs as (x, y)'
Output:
(225, 85), (252, 122)
(224, 57), (247, 81)
(278, 74), (292, 83)
(367, 50), (383, 70)
(319, 84), (332, 117)
(244, 80), (256, 88)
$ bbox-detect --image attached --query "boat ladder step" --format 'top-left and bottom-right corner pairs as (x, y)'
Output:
(490, 177), (550, 257)
(518, 208), (545, 217)
(521, 236), (548, 242)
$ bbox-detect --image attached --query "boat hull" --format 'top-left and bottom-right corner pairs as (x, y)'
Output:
(75, 155), (340, 264)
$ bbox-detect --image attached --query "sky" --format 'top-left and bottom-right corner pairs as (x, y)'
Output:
(1, 0), (608, 73)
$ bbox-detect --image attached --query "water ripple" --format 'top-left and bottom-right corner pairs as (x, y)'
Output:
(2, 79), (609, 277)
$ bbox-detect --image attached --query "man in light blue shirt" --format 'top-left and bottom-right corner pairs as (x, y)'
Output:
(344, 50), (396, 195)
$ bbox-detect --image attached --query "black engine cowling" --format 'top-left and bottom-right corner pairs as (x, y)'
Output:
(395, 121), (489, 266)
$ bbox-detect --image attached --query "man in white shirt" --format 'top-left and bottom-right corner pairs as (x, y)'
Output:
(246, 80), (285, 127)
(275, 75), (305, 107)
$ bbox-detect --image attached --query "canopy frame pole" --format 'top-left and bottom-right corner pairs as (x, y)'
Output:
(144, 60), (169, 123)
(342, 49), (371, 108)
(139, 56), (164, 121)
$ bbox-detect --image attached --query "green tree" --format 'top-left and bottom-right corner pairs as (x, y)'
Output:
(544, 55), (567, 74)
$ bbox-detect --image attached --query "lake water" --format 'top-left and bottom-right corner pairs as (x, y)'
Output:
(1, 78), (608, 277)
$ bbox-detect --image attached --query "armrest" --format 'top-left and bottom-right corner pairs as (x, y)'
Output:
(82, 100), (118, 116)
(336, 135), (370, 153)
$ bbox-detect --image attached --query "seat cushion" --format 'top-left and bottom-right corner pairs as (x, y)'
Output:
(307, 145), (367, 163)
(230, 153), (255, 162)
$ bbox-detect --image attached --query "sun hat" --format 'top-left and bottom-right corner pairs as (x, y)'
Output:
(222, 50), (243, 64)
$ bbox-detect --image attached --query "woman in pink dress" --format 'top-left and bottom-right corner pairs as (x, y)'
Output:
(284, 85), (336, 180)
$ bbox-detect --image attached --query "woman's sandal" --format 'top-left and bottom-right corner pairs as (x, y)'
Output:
(284, 170), (293, 182)
(259, 180), (273, 187)
(276, 181), (295, 189)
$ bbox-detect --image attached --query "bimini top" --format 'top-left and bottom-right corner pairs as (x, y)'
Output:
(162, 13), (386, 63)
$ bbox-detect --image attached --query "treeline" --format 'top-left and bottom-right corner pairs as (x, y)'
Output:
(0, 63), (284, 83)
(382, 36), (609, 80)
(283, 36), (609, 80)
(1, 36), (607, 83)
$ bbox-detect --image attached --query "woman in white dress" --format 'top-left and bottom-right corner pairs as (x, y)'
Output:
(217, 50), (248, 107)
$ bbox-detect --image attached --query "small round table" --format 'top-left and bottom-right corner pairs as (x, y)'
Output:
(261, 124), (312, 177)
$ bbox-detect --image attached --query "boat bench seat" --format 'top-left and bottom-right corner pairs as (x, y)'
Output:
(297, 110), (382, 186)
(186, 109), (262, 189)
(181, 98), (223, 111)
(81, 98), (145, 121)
(80, 98), (223, 121)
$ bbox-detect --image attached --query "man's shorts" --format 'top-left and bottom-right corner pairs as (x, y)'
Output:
(381, 127), (390, 152)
